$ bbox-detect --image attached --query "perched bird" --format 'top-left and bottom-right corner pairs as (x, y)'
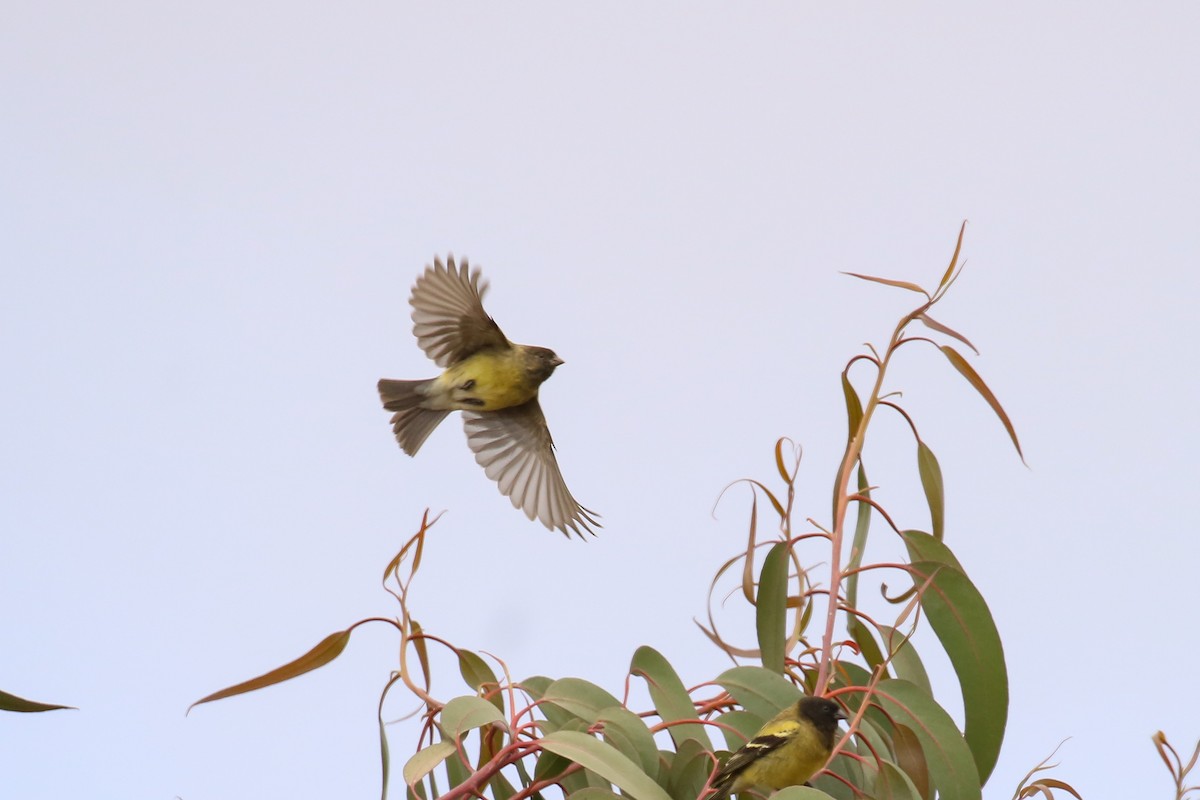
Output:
(378, 256), (599, 538)
(709, 696), (847, 798)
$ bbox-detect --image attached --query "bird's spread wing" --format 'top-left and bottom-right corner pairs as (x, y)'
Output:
(410, 256), (508, 367)
(462, 401), (600, 538)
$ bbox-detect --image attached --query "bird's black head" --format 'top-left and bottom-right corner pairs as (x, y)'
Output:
(797, 697), (847, 740)
(524, 346), (564, 383)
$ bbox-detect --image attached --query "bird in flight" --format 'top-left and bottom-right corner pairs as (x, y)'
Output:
(378, 256), (599, 538)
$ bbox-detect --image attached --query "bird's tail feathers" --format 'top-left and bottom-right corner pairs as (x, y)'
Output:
(388, 406), (451, 456)
(378, 378), (432, 411)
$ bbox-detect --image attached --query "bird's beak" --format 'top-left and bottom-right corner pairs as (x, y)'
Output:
(552, 356), (564, 367)
(835, 709), (848, 722)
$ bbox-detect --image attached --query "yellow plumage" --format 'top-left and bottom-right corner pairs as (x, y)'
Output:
(709, 696), (846, 798)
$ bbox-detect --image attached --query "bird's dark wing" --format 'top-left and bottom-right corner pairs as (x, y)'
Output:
(714, 733), (790, 791)
(410, 256), (509, 367)
(462, 400), (600, 539)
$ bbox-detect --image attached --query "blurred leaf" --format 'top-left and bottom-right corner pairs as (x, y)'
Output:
(666, 738), (713, 800)
(872, 679), (981, 800)
(716, 666), (800, 720)
(630, 646), (710, 749)
(189, 629), (351, 711)
(756, 542), (788, 674)
(880, 625), (932, 698)
(918, 313), (978, 355)
(402, 740), (456, 788)
(713, 709), (761, 750)
(904, 531), (1007, 784)
(457, 648), (496, 689)
(567, 790), (624, 800)
(841, 372), (864, 446)
(523, 675), (577, 730)
(902, 529), (964, 572)
(849, 618), (887, 672)
(843, 272), (930, 297)
(411, 619), (431, 692)
(457, 649), (502, 711)
(541, 730), (673, 800)
(438, 695), (507, 739)
(916, 442), (945, 541)
(773, 786), (840, 799)
(872, 758), (925, 800)
(542, 678), (622, 723)
(939, 345), (1025, 463)
(0, 689), (74, 713)
(891, 723), (931, 800)
(936, 221), (967, 290)
(844, 462), (872, 610)
(597, 706), (661, 779)
(535, 747), (575, 783)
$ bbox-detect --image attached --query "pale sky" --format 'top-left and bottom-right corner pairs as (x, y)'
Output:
(3, 4), (1198, 799)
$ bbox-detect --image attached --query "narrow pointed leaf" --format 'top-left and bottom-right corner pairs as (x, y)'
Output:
(756, 543), (788, 674)
(189, 629), (351, 711)
(844, 463), (872, 609)
(402, 740), (456, 787)
(540, 730), (673, 800)
(872, 679), (981, 800)
(918, 314), (978, 355)
(843, 272), (930, 297)
(903, 531), (1007, 784)
(841, 372), (864, 446)
(939, 345), (1024, 463)
(457, 648), (502, 711)
(0, 689), (74, 713)
(937, 221), (968, 290)
(916, 442), (945, 541)
(630, 646), (710, 749)
(880, 625), (932, 698)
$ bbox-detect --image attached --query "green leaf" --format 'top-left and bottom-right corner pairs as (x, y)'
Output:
(567, 790), (624, 800)
(715, 666), (800, 720)
(891, 723), (931, 799)
(542, 678), (623, 723)
(597, 706), (660, 779)
(630, 646), (710, 749)
(903, 531), (1006, 784)
(939, 345), (1025, 463)
(844, 462), (872, 610)
(712, 709), (761, 750)
(848, 618), (887, 672)
(438, 695), (508, 739)
(189, 629), (351, 712)
(916, 441), (945, 541)
(871, 679), (980, 800)
(665, 738), (713, 800)
(0, 688), (75, 713)
(541, 730), (673, 800)
(458, 649), (498, 693)
(756, 542), (788, 674)
(402, 740), (456, 788)
(879, 625), (932, 698)
(870, 758), (925, 800)
(772, 786), (840, 799)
